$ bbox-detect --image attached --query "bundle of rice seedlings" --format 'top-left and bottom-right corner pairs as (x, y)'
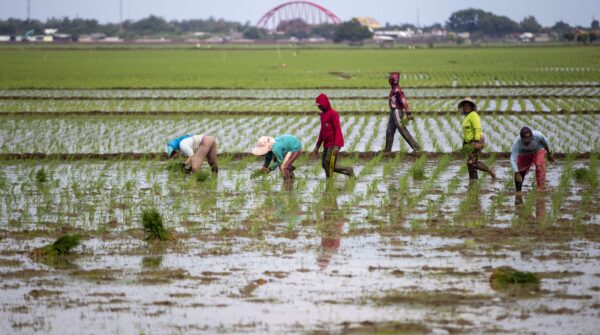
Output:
(35, 168), (48, 183)
(490, 266), (540, 291)
(32, 234), (81, 258)
(195, 170), (211, 183)
(412, 167), (426, 180)
(142, 208), (172, 241)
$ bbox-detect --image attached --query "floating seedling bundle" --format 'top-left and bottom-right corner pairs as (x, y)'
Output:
(142, 208), (173, 241)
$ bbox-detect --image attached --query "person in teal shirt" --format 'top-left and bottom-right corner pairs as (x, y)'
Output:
(252, 134), (303, 180)
(460, 97), (496, 180)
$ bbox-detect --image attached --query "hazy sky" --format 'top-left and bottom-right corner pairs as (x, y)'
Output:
(0, 0), (597, 27)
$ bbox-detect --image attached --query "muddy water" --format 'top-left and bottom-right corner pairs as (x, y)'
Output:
(1, 158), (599, 334)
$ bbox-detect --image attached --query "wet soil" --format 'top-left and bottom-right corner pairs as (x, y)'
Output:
(0, 158), (599, 334)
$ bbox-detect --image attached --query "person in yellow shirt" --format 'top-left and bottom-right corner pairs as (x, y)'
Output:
(460, 97), (496, 180)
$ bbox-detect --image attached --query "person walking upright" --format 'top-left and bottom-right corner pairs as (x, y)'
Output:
(384, 72), (420, 152)
(459, 97), (496, 180)
(311, 93), (354, 178)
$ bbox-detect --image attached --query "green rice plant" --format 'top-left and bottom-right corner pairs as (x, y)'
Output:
(142, 208), (172, 241)
(542, 154), (575, 227)
(35, 168), (48, 183)
(453, 180), (483, 227)
(571, 154), (598, 230)
(359, 153), (383, 177)
(574, 167), (590, 183)
(166, 159), (184, 175)
(489, 266), (540, 291)
(250, 169), (268, 179)
(32, 234), (82, 258)
(195, 170), (211, 183)
(410, 155), (427, 180)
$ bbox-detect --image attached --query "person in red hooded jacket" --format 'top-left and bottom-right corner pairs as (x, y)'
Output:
(384, 72), (420, 152)
(311, 93), (355, 178)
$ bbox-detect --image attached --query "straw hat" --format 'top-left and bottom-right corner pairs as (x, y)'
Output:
(251, 136), (275, 156)
(458, 97), (477, 110)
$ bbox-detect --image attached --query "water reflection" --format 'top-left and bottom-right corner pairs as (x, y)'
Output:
(454, 181), (483, 227)
(514, 191), (547, 225)
(317, 181), (345, 269)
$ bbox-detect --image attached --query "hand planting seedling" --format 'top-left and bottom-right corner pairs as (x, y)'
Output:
(31, 234), (81, 258)
(250, 169), (269, 179)
(141, 208), (173, 241)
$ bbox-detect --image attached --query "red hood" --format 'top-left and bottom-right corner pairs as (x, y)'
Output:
(389, 72), (400, 86)
(316, 93), (331, 111)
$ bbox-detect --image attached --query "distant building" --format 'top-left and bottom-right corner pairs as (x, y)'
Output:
(520, 32), (534, 42)
(535, 33), (551, 42)
(375, 29), (415, 39)
(353, 17), (382, 31)
(53, 34), (72, 42)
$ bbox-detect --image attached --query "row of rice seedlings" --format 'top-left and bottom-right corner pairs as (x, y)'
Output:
(2, 113), (598, 154)
(19, 96), (599, 114)
(425, 162), (464, 223)
(452, 180), (485, 228)
(571, 154), (598, 230)
(405, 155), (452, 229)
(346, 116), (366, 152)
(542, 154), (576, 228)
(525, 115), (584, 153)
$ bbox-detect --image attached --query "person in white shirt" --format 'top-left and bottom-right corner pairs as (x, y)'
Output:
(166, 134), (219, 173)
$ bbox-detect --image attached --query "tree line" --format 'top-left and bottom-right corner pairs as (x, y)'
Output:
(0, 8), (597, 42)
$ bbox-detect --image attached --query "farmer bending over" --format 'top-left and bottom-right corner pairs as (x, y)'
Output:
(311, 93), (354, 178)
(166, 134), (219, 173)
(460, 97), (496, 180)
(252, 134), (302, 181)
(384, 72), (420, 152)
(511, 127), (554, 191)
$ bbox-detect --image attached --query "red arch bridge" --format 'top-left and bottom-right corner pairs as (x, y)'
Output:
(256, 1), (341, 33)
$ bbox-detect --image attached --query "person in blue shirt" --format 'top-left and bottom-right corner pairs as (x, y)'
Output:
(252, 134), (303, 181)
(166, 134), (219, 173)
(510, 127), (554, 191)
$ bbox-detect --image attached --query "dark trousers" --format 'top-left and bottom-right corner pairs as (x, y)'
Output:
(384, 108), (420, 152)
(322, 146), (353, 178)
(464, 142), (494, 180)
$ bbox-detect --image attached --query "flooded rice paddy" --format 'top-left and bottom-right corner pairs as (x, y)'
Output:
(1, 86), (599, 334)
(1, 157), (599, 334)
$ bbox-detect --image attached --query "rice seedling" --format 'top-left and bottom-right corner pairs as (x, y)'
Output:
(410, 155), (427, 180)
(31, 234), (82, 258)
(573, 167), (590, 183)
(195, 170), (211, 183)
(35, 168), (48, 184)
(141, 208), (172, 241)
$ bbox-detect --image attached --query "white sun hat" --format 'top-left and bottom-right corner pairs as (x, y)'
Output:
(251, 136), (275, 156)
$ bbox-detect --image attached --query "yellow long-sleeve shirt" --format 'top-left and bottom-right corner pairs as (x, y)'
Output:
(462, 111), (482, 143)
